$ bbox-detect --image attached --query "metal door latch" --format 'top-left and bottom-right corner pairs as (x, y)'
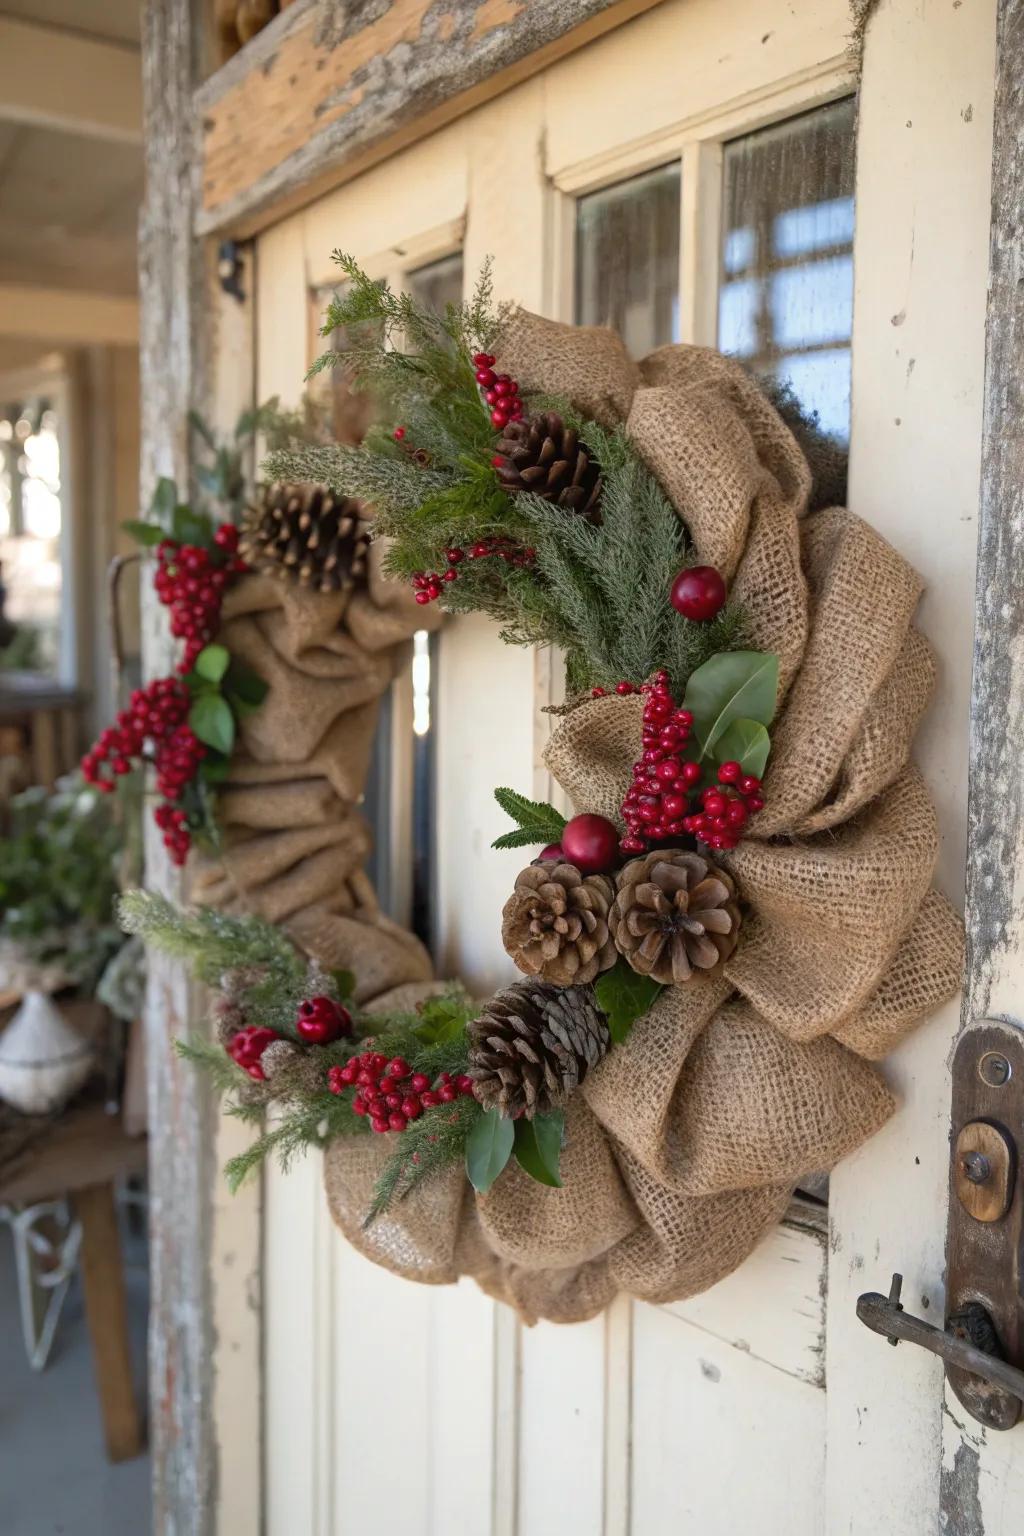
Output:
(856, 1021), (1024, 1432)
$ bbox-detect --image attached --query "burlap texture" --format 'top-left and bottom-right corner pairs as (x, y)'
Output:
(320, 323), (961, 1323)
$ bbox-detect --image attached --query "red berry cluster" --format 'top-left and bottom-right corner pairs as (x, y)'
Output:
(472, 352), (524, 431)
(153, 802), (193, 864)
(411, 536), (537, 605)
(228, 1025), (279, 1081)
(81, 677), (190, 794)
(154, 524), (244, 674)
(296, 995), (353, 1045)
(327, 1050), (475, 1134)
(618, 670), (766, 855)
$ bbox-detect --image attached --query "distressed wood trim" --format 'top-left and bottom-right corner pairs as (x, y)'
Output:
(140, 3), (218, 1531)
(962, 0), (1024, 1034)
(195, 0), (669, 238)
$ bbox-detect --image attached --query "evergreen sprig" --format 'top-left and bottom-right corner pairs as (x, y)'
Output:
(492, 787), (567, 851)
(364, 1094), (481, 1226)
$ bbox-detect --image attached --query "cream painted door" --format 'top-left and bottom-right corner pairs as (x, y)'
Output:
(254, 2), (1018, 1531)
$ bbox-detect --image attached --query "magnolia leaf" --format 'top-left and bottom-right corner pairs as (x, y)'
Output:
(225, 662), (269, 713)
(198, 755), (231, 784)
(121, 518), (164, 547)
(149, 476), (178, 527)
(465, 1107), (515, 1193)
(513, 1111), (564, 1188)
(331, 968), (356, 1001)
(682, 651), (779, 758)
(194, 644), (230, 684)
(188, 409), (217, 451)
(713, 717), (771, 778)
(171, 504), (216, 549)
(188, 693), (235, 756)
(594, 960), (663, 1045)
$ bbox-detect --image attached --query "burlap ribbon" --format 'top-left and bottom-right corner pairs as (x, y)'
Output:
(320, 315), (963, 1324)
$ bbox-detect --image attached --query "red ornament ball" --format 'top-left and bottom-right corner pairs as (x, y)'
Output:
(670, 565), (727, 623)
(296, 996), (353, 1045)
(560, 813), (620, 874)
(538, 842), (564, 862)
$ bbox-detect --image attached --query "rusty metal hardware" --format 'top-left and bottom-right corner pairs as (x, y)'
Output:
(857, 1274), (1024, 1416)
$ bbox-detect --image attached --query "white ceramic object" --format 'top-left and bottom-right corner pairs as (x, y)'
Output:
(0, 991), (94, 1115)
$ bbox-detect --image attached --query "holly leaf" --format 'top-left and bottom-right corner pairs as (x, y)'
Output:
(121, 518), (164, 547)
(712, 717), (771, 778)
(188, 694), (235, 756)
(149, 476), (178, 528)
(466, 1108), (515, 1193)
(513, 1111), (564, 1188)
(682, 651), (779, 759)
(171, 504), (217, 549)
(194, 644), (230, 684)
(491, 787), (566, 851)
(594, 960), (663, 1045)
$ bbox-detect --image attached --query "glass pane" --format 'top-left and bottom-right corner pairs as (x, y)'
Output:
(575, 163), (681, 357)
(0, 399), (62, 675)
(718, 99), (856, 444)
(407, 251), (464, 314)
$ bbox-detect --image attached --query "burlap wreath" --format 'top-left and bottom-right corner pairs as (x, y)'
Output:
(208, 314), (963, 1325)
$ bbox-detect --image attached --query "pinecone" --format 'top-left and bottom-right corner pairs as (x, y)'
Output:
(494, 412), (602, 520)
(239, 482), (370, 593)
(609, 850), (741, 986)
(467, 978), (611, 1119)
(502, 862), (617, 987)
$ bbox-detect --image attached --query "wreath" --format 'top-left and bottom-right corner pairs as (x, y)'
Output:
(124, 261), (963, 1325)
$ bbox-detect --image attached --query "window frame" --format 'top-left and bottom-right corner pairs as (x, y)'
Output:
(548, 61), (854, 346)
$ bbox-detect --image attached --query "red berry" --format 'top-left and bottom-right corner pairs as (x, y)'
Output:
(718, 761), (741, 784)
(401, 1096), (423, 1119)
(670, 565), (727, 622)
(560, 813), (620, 875)
(746, 795), (765, 813)
(410, 1073), (430, 1094)
(620, 836), (646, 855)
(740, 775), (762, 796)
(393, 427), (406, 440)
(421, 1091), (440, 1108)
(370, 1116), (390, 1134)
(438, 1085), (457, 1103)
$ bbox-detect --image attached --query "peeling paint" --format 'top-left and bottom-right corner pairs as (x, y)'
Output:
(939, 1442), (984, 1534)
(699, 1359), (721, 1382)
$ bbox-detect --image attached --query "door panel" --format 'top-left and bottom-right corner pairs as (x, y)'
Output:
(251, 1), (1018, 1531)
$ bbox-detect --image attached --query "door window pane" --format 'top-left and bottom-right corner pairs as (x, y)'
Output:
(718, 99), (856, 444)
(407, 251), (464, 314)
(576, 163), (681, 357)
(0, 398), (63, 675)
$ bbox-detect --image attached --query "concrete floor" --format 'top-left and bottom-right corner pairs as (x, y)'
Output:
(0, 1206), (150, 1535)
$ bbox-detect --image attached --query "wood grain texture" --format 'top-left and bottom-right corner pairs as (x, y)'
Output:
(195, 0), (669, 237)
(73, 1182), (144, 1464)
(139, 2), (218, 1531)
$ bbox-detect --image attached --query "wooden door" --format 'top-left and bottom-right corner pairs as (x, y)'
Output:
(251, 1), (1022, 1531)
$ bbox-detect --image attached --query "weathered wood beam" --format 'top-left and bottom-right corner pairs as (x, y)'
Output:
(195, 0), (669, 238)
(0, 17), (141, 143)
(139, 4), (218, 1532)
(962, 0), (1024, 1034)
(0, 286), (138, 345)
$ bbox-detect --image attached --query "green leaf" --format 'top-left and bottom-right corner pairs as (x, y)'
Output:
(594, 960), (663, 1045)
(712, 717), (771, 778)
(331, 968), (356, 1001)
(514, 1111), (564, 1188)
(188, 410), (217, 451)
(682, 651), (779, 758)
(491, 787), (567, 850)
(465, 1107), (515, 1193)
(198, 754), (231, 784)
(188, 694), (235, 755)
(194, 644), (230, 684)
(121, 518), (164, 547)
(414, 993), (473, 1046)
(149, 477), (178, 528)
(225, 662), (269, 711)
(171, 504), (217, 548)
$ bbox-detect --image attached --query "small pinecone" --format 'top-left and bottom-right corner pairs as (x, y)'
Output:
(259, 1040), (330, 1097)
(239, 482), (370, 593)
(213, 998), (246, 1047)
(467, 979), (611, 1119)
(494, 412), (602, 520)
(609, 850), (742, 986)
(502, 862), (617, 987)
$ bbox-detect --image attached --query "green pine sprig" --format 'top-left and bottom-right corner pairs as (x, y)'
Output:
(491, 787), (567, 851)
(364, 1093), (481, 1226)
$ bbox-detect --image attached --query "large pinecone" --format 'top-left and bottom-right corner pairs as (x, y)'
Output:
(467, 979), (611, 1119)
(502, 862), (617, 987)
(609, 850), (741, 986)
(494, 412), (602, 520)
(239, 482), (370, 593)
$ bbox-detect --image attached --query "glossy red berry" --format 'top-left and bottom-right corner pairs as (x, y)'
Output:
(670, 565), (727, 622)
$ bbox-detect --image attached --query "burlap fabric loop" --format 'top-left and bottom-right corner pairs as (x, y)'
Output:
(325, 316), (963, 1324)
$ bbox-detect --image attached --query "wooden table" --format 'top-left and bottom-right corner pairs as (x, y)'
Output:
(0, 1102), (147, 1462)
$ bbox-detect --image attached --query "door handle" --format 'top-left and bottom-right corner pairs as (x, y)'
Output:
(857, 1273), (1024, 1422)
